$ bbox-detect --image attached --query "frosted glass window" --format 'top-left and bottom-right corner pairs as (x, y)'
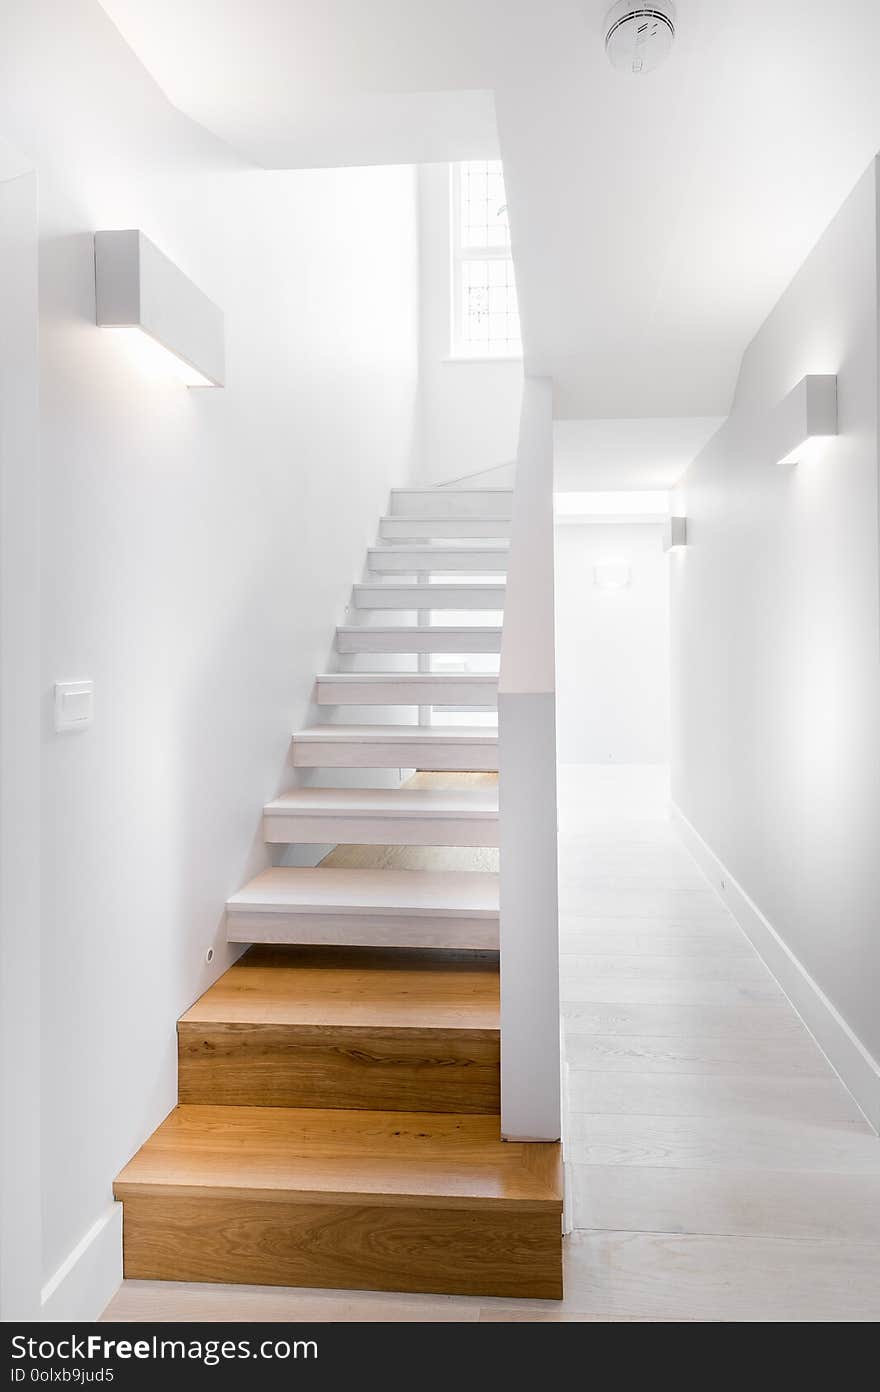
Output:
(451, 161), (522, 358)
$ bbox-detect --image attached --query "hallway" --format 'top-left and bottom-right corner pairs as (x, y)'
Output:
(102, 764), (880, 1322)
(556, 764), (880, 1322)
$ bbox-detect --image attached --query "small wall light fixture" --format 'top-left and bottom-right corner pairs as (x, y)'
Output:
(662, 516), (687, 551)
(772, 374), (837, 465)
(94, 229), (225, 387)
(593, 560), (631, 590)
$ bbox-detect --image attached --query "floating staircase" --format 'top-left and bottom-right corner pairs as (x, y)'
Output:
(114, 485), (563, 1301)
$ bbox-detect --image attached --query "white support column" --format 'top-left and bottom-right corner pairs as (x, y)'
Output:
(498, 376), (561, 1142)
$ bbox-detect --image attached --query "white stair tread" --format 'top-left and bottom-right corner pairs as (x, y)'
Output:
(354, 581), (506, 589)
(373, 543), (509, 553)
(351, 583), (506, 611)
(293, 724), (498, 744)
(227, 867), (499, 918)
(336, 626), (502, 647)
(264, 787), (498, 819)
(380, 515), (511, 524)
(315, 672), (497, 685)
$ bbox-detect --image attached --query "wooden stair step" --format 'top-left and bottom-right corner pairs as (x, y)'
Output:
(114, 1105), (562, 1298)
(335, 625), (502, 653)
(178, 945), (500, 1113)
(379, 515), (511, 540)
(226, 867), (500, 948)
(315, 672), (498, 705)
(351, 582), (505, 610)
(263, 785), (499, 847)
(388, 488), (514, 519)
(367, 545), (508, 573)
(291, 724), (498, 771)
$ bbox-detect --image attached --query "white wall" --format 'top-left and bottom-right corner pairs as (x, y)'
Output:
(0, 0), (419, 1299)
(556, 523), (669, 764)
(0, 156), (41, 1321)
(671, 159), (880, 1101)
(416, 164), (522, 484)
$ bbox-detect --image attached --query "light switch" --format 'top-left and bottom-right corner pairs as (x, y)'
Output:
(54, 681), (94, 733)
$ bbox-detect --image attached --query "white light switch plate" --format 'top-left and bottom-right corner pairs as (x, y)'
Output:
(54, 681), (94, 733)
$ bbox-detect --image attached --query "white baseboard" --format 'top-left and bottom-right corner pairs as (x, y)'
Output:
(671, 802), (880, 1134)
(41, 1203), (122, 1323)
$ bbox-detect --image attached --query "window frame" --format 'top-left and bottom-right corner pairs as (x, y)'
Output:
(449, 161), (523, 362)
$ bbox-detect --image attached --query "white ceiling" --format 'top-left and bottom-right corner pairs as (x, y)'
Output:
(99, 0), (880, 421)
(554, 417), (723, 490)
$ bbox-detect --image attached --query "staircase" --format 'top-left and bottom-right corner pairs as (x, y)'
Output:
(114, 485), (563, 1301)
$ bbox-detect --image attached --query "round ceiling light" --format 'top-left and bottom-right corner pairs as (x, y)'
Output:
(604, 2), (676, 75)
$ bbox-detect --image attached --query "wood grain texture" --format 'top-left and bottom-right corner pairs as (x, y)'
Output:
(567, 1070), (864, 1123)
(570, 1165), (880, 1244)
(120, 1196), (562, 1299)
(114, 1106), (563, 1212)
(178, 1024), (500, 1114)
(566, 1112), (879, 1172)
(183, 945), (500, 1030)
(564, 1031), (832, 1076)
(559, 1231), (880, 1322)
(102, 1279), (485, 1323)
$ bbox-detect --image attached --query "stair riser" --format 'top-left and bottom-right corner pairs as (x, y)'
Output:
(380, 518), (511, 540)
(389, 489), (513, 519)
(367, 550), (508, 573)
(263, 814), (500, 847)
(120, 1196), (563, 1299)
(291, 738), (498, 770)
(226, 913), (499, 950)
(336, 629), (502, 653)
(352, 585), (505, 610)
(178, 1023), (500, 1114)
(316, 678), (497, 705)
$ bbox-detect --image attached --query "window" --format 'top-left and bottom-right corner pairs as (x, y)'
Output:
(451, 160), (522, 359)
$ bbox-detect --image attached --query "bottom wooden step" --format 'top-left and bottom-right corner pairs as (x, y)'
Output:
(114, 1106), (563, 1300)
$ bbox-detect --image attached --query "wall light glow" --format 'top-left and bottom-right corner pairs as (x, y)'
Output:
(101, 326), (216, 388)
(95, 229), (225, 389)
(662, 516), (687, 551)
(593, 560), (631, 590)
(773, 374), (837, 465)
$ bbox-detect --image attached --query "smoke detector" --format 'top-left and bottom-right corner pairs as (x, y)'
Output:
(604, 2), (676, 75)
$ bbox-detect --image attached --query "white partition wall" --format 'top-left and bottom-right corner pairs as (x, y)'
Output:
(498, 376), (561, 1141)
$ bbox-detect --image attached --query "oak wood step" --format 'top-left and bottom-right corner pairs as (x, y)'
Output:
(291, 724), (498, 771)
(263, 785), (499, 847)
(367, 545), (508, 573)
(114, 1105), (562, 1298)
(178, 945), (500, 1113)
(316, 672), (498, 705)
(226, 867), (500, 948)
(335, 625), (502, 654)
(351, 582), (506, 610)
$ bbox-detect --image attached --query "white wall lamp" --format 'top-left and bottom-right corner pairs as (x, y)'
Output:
(94, 230), (225, 387)
(593, 560), (631, 590)
(662, 516), (687, 551)
(772, 373), (837, 466)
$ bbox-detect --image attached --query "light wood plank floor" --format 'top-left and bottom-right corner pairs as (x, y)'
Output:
(103, 765), (880, 1323)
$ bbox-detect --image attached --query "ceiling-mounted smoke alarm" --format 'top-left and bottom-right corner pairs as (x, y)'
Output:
(604, 2), (676, 75)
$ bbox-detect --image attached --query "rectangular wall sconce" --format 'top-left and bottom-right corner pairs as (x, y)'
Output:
(94, 230), (225, 387)
(593, 560), (631, 590)
(662, 516), (687, 551)
(772, 373), (837, 465)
